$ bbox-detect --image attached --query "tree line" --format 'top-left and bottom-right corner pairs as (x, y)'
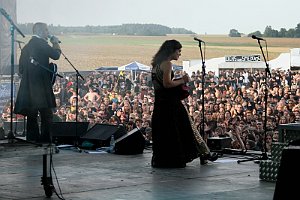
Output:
(17, 23), (195, 36)
(19, 22), (300, 38)
(229, 23), (300, 38)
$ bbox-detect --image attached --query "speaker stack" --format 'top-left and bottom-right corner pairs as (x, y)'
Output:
(80, 123), (126, 147)
(81, 124), (145, 154)
(52, 122), (145, 154)
(114, 127), (145, 155)
(51, 122), (89, 145)
(273, 146), (300, 200)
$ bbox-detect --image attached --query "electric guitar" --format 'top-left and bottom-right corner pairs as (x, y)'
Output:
(30, 57), (62, 85)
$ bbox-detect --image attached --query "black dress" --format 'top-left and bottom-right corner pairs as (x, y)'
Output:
(151, 65), (209, 167)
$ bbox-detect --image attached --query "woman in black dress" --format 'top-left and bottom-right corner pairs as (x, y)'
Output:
(151, 40), (218, 168)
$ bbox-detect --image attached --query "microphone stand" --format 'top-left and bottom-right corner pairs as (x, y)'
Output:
(16, 40), (26, 137)
(196, 40), (206, 139)
(238, 38), (270, 163)
(0, 8), (39, 145)
(61, 51), (84, 152)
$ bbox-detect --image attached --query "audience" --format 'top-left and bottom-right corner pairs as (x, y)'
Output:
(1, 68), (299, 152)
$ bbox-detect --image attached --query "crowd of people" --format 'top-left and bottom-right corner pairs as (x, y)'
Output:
(1, 23), (299, 158)
(2, 66), (300, 153)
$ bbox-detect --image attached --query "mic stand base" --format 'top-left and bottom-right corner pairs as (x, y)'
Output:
(71, 145), (82, 153)
(55, 142), (82, 153)
(41, 145), (55, 198)
(41, 176), (54, 198)
(237, 152), (268, 164)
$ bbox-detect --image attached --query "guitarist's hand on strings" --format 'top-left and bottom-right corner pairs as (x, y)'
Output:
(182, 73), (190, 84)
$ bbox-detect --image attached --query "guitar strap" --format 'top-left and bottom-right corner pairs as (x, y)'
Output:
(30, 57), (56, 74)
(30, 57), (61, 84)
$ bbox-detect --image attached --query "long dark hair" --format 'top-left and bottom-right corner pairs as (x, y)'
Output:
(151, 40), (182, 68)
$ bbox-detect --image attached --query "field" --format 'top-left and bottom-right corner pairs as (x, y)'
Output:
(17, 34), (300, 72)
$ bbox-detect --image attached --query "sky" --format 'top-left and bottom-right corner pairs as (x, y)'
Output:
(16, 0), (300, 35)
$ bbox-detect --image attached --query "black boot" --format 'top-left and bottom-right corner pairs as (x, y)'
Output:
(200, 152), (219, 165)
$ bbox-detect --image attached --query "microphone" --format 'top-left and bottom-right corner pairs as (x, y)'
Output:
(251, 35), (265, 41)
(48, 35), (61, 43)
(194, 37), (205, 43)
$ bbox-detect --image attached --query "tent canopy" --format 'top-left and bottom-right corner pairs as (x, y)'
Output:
(119, 61), (151, 71)
(183, 57), (225, 76)
(290, 48), (300, 67)
(183, 51), (299, 76)
(95, 66), (119, 71)
(269, 53), (290, 71)
(218, 61), (265, 69)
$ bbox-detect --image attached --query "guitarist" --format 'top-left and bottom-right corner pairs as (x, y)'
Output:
(14, 22), (61, 143)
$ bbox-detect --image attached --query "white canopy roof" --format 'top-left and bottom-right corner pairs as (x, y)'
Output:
(218, 61), (265, 69)
(183, 57), (224, 76)
(119, 61), (150, 71)
(183, 49), (300, 76)
(290, 48), (300, 67)
(269, 53), (290, 71)
(183, 57), (265, 76)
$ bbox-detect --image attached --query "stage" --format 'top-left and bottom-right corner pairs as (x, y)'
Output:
(0, 139), (276, 200)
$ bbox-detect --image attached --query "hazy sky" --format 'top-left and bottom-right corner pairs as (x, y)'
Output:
(16, 0), (300, 34)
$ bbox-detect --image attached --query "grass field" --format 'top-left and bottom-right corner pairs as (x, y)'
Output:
(18, 34), (300, 72)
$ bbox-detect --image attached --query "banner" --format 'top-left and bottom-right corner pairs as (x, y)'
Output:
(225, 55), (261, 62)
(0, 82), (15, 114)
(0, 0), (17, 75)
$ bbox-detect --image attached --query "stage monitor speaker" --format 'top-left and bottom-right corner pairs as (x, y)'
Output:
(114, 128), (145, 155)
(52, 122), (89, 144)
(288, 138), (300, 146)
(81, 123), (126, 147)
(207, 137), (232, 151)
(273, 146), (300, 200)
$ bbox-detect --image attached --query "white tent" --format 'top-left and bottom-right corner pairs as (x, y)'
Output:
(118, 61), (150, 71)
(183, 57), (224, 76)
(290, 48), (300, 68)
(183, 57), (265, 76)
(269, 48), (300, 70)
(95, 66), (119, 71)
(269, 53), (290, 71)
(183, 49), (300, 76)
(218, 60), (265, 70)
(118, 61), (151, 81)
